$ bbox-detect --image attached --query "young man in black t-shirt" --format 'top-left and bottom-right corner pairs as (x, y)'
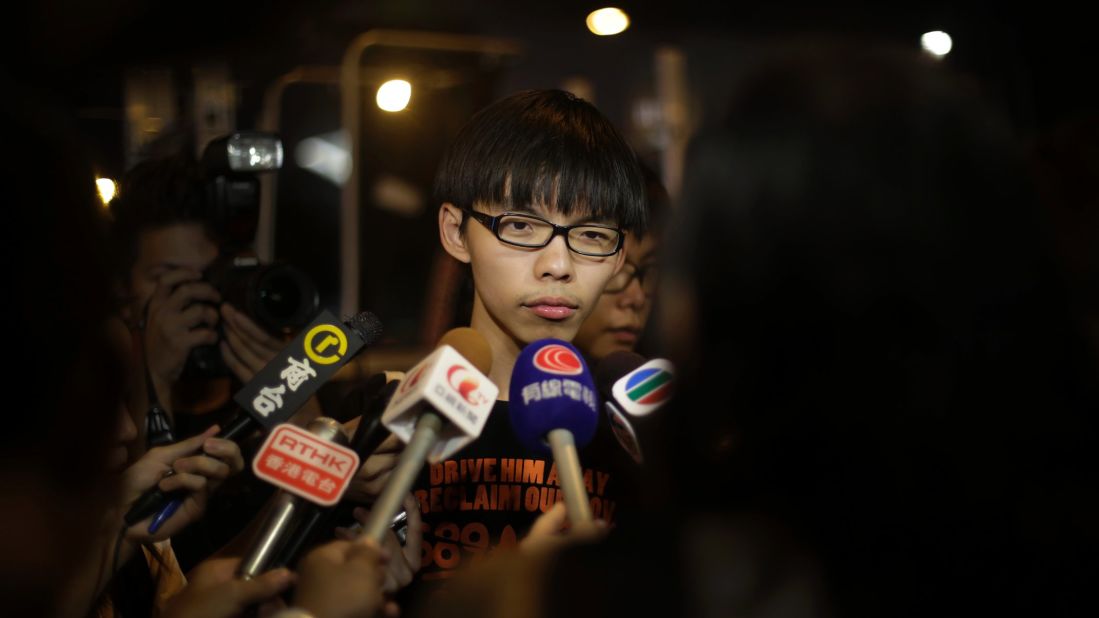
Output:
(406, 89), (648, 587)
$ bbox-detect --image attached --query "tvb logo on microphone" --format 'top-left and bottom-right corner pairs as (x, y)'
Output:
(611, 359), (675, 417)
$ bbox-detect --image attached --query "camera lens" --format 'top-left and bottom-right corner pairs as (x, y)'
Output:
(253, 264), (318, 332)
(259, 273), (303, 321)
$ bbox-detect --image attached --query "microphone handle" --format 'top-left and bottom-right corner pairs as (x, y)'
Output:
(547, 428), (594, 526)
(269, 505), (325, 569)
(360, 412), (442, 542)
(218, 412), (258, 442)
(238, 491), (304, 579)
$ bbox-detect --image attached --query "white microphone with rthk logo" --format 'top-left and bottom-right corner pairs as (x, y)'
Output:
(356, 327), (497, 542)
(239, 417), (361, 579)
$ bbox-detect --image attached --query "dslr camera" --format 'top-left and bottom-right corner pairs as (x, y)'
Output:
(184, 132), (319, 378)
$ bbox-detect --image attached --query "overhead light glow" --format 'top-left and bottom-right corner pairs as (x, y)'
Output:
(586, 8), (630, 36)
(96, 177), (117, 206)
(921, 31), (953, 58)
(376, 80), (412, 112)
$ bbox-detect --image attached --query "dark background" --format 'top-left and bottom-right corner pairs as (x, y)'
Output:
(4, 0), (1095, 345)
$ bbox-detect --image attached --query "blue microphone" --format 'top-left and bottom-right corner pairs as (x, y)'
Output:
(509, 339), (600, 526)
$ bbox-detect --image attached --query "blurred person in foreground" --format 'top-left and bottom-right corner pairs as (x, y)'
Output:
(1, 84), (125, 617)
(423, 41), (1099, 618)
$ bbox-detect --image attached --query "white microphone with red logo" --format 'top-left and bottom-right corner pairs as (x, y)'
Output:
(239, 417), (360, 579)
(358, 327), (497, 542)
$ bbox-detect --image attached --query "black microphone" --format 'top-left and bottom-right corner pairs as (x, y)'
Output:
(123, 310), (383, 526)
(346, 378), (400, 466)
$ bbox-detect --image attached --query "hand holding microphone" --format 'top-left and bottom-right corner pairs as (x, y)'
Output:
(120, 424), (244, 542)
(293, 539), (394, 618)
(344, 434), (405, 501)
(336, 493), (423, 594)
(161, 557), (295, 618)
(518, 501), (609, 557)
(162, 541), (392, 618)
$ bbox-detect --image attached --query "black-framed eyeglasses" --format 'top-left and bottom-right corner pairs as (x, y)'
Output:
(605, 262), (660, 296)
(461, 208), (624, 257)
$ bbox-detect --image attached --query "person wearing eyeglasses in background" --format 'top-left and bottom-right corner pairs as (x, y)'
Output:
(574, 164), (669, 363)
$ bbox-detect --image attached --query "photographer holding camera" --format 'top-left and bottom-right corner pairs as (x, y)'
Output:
(115, 153), (274, 429)
(110, 142), (321, 570)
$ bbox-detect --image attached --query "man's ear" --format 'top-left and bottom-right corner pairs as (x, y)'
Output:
(438, 202), (471, 264)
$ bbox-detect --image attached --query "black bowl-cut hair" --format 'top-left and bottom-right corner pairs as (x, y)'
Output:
(433, 89), (648, 235)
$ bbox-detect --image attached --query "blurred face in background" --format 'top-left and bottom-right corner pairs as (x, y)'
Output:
(574, 231), (659, 362)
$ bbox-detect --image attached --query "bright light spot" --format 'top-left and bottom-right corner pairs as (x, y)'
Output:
(295, 130), (351, 186)
(586, 8), (630, 36)
(376, 80), (412, 112)
(96, 177), (117, 206)
(226, 134), (283, 171)
(921, 31), (953, 58)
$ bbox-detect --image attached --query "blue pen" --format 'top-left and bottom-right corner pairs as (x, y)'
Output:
(148, 498), (181, 534)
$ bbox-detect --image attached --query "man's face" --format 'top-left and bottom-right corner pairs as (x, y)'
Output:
(460, 202), (626, 347)
(574, 231), (658, 362)
(125, 222), (219, 321)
